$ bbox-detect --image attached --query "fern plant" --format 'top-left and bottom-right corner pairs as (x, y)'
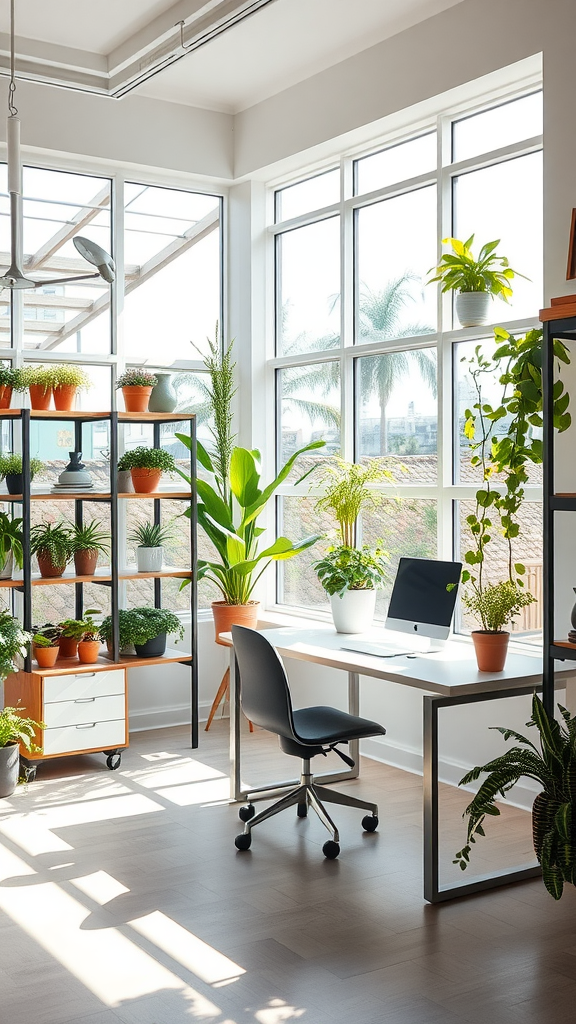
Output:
(314, 458), (395, 548)
(455, 693), (576, 900)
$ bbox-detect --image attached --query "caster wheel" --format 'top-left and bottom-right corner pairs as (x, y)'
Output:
(362, 814), (378, 832)
(106, 753), (122, 771)
(322, 840), (340, 859)
(235, 832), (252, 851)
(297, 803), (308, 818)
(239, 804), (255, 822)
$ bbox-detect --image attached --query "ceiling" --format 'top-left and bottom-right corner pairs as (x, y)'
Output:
(0, 0), (466, 113)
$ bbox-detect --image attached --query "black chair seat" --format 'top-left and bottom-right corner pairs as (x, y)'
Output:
(292, 706), (386, 746)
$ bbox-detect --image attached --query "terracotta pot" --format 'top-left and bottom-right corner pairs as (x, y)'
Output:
(34, 644), (59, 668)
(28, 384), (52, 410)
(78, 639), (101, 664)
(471, 630), (510, 672)
(74, 549), (98, 576)
(36, 551), (66, 578)
(212, 601), (260, 645)
(0, 385), (13, 409)
(130, 467), (162, 493)
(58, 635), (79, 659)
(53, 385), (77, 411)
(122, 386), (153, 412)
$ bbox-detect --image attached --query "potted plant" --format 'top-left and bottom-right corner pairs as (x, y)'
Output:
(77, 610), (102, 664)
(0, 453), (44, 495)
(454, 693), (576, 900)
(462, 578), (535, 671)
(0, 704), (42, 798)
(69, 519), (110, 576)
(51, 365), (92, 412)
(117, 446), (177, 494)
(30, 521), (72, 578)
(0, 510), (23, 579)
(129, 518), (175, 572)
(313, 543), (389, 633)
(99, 606), (185, 658)
(0, 609), (33, 680)
(32, 629), (61, 668)
(428, 235), (526, 327)
(58, 609), (100, 659)
(19, 365), (54, 410)
(0, 366), (27, 410)
(115, 368), (158, 413)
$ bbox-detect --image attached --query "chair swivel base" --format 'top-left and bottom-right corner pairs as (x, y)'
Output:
(234, 761), (379, 859)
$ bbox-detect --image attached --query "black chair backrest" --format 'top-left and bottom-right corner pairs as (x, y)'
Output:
(231, 625), (296, 741)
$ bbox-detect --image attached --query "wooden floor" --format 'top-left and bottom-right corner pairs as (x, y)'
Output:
(1, 719), (576, 1024)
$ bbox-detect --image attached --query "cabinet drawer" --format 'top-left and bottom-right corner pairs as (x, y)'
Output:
(43, 719), (126, 755)
(43, 670), (125, 704)
(43, 694), (126, 729)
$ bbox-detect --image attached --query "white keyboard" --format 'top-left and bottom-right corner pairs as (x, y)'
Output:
(339, 640), (413, 658)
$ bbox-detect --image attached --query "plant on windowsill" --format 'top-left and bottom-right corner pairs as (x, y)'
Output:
(69, 520), (110, 577)
(312, 458), (394, 634)
(99, 606), (185, 659)
(129, 519), (176, 573)
(117, 446), (176, 494)
(428, 235), (527, 327)
(32, 629), (61, 668)
(58, 609), (101, 659)
(0, 704), (43, 798)
(50, 365), (92, 412)
(0, 453), (44, 495)
(174, 331), (324, 641)
(0, 510), (24, 580)
(115, 368), (158, 413)
(30, 521), (73, 579)
(19, 365), (54, 410)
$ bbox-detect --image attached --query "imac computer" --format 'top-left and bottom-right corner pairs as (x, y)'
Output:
(341, 557), (462, 658)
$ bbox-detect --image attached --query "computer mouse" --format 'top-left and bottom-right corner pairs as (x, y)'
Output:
(406, 653), (418, 658)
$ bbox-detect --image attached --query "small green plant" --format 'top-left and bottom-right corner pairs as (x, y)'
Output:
(59, 610), (101, 641)
(0, 453), (44, 479)
(428, 236), (526, 299)
(99, 607), (184, 647)
(0, 610), (33, 679)
(129, 520), (175, 548)
(30, 521), (73, 570)
(32, 632), (59, 648)
(69, 520), (110, 555)
(0, 366), (26, 390)
(50, 365), (92, 389)
(313, 544), (389, 597)
(0, 704), (42, 751)
(116, 368), (158, 389)
(9, 368), (28, 392)
(0, 511), (24, 570)
(117, 447), (176, 472)
(314, 458), (395, 547)
(462, 578), (535, 633)
(19, 365), (53, 392)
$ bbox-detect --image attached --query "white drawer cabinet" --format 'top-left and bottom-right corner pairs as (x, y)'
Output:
(44, 670), (125, 704)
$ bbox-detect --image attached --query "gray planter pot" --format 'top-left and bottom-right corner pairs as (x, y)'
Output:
(0, 551), (14, 580)
(136, 545), (164, 572)
(0, 742), (19, 798)
(456, 291), (491, 328)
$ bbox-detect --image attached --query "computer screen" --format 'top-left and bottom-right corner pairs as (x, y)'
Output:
(385, 557), (462, 641)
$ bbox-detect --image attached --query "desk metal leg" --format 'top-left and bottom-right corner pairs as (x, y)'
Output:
(423, 686), (541, 903)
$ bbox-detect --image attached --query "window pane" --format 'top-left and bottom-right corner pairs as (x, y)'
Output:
(362, 498), (438, 620)
(355, 187), (437, 341)
(277, 496), (332, 611)
(356, 348), (437, 481)
(456, 500), (542, 639)
(277, 218), (340, 355)
(275, 169), (339, 222)
(452, 152), (542, 323)
(355, 133), (436, 195)
(278, 362), (341, 481)
(124, 184), (221, 363)
(452, 92), (542, 163)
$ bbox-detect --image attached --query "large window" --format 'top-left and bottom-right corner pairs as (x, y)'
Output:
(270, 86), (543, 639)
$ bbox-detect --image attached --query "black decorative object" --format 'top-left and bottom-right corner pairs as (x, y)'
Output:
(134, 632), (167, 658)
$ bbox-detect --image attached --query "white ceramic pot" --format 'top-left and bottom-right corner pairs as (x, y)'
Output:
(0, 551), (13, 580)
(136, 546), (164, 572)
(456, 291), (491, 328)
(330, 589), (377, 633)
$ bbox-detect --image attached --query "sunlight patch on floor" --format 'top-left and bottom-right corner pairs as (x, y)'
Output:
(157, 776), (231, 806)
(129, 756), (227, 789)
(130, 910), (245, 985)
(71, 870), (130, 905)
(0, 814), (74, 855)
(255, 1000), (306, 1023)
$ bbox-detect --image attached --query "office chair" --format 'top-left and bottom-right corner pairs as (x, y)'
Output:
(231, 625), (387, 859)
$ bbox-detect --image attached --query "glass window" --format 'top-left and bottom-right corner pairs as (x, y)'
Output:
(276, 496), (331, 611)
(355, 187), (437, 341)
(276, 218), (340, 355)
(356, 348), (437, 480)
(362, 498), (438, 620)
(355, 133), (436, 195)
(275, 169), (339, 222)
(278, 362), (341, 480)
(452, 92), (542, 163)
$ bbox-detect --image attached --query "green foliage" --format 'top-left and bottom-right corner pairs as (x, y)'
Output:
(116, 368), (158, 388)
(19, 365), (53, 391)
(99, 607), (184, 646)
(463, 579), (535, 632)
(192, 325), (237, 506)
(455, 694), (576, 900)
(428, 235), (526, 299)
(117, 447), (176, 472)
(129, 519), (175, 547)
(50, 365), (92, 389)
(30, 521), (73, 570)
(0, 705), (42, 751)
(0, 453), (44, 478)
(0, 511), (24, 570)
(0, 366), (26, 390)
(314, 458), (396, 548)
(69, 520), (110, 555)
(59, 610), (101, 641)
(313, 544), (389, 597)
(32, 632), (58, 648)
(0, 611), (33, 679)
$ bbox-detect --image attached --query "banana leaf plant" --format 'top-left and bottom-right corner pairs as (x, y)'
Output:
(175, 434), (325, 604)
(455, 693), (576, 899)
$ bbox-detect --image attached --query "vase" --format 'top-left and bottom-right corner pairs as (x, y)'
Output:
(471, 630), (510, 672)
(211, 601), (260, 644)
(0, 551), (13, 580)
(122, 386), (152, 413)
(57, 451), (92, 489)
(330, 589), (376, 633)
(0, 742), (19, 798)
(135, 633), (167, 658)
(136, 546), (164, 572)
(53, 385), (77, 411)
(455, 292), (491, 328)
(149, 374), (177, 413)
(0, 385), (13, 409)
(117, 469), (134, 494)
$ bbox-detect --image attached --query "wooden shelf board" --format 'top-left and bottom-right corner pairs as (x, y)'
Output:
(119, 491), (192, 499)
(0, 566), (192, 587)
(33, 648), (192, 674)
(118, 412), (195, 422)
(0, 492), (112, 501)
(119, 567), (192, 580)
(553, 640), (576, 649)
(0, 410), (195, 422)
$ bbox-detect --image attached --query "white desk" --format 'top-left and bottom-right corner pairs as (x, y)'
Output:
(225, 625), (576, 903)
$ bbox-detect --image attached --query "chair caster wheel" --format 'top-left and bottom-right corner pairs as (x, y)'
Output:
(297, 803), (308, 817)
(362, 814), (378, 832)
(322, 840), (340, 859)
(239, 804), (255, 822)
(106, 753), (121, 771)
(235, 833), (252, 851)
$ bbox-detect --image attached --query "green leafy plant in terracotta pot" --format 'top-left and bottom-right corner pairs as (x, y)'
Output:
(428, 235), (526, 327)
(117, 446), (176, 494)
(69, 519), (110, 576)
(32, 629), (61, 667)
(115, 368), (158, 413)
(58, 609), (100, 659)
(30, 521), (73, 578)
(0, 365), (27, 409)
(0, 453), (44, 495)
(76, 610), (103, 664)
(0, 704), (42, 798)
(19, 365), (54, 410)
(50, 364), (92, 412)
(0, 609), (33, 680)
